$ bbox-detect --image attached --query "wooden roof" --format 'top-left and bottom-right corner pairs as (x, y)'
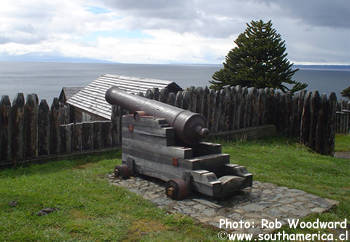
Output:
(59, 87), (83, 103)
(67, 74), (182, 120)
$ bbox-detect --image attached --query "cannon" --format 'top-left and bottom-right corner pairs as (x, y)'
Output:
(106, 87), (252, 200)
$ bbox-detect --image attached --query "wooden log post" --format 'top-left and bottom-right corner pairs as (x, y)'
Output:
(190, 89), (197, 113)
(175, 91), (184, 109)
(249, 88), (256, 127)
(59, 125), (66, 153)
(240, 87), (248, 128)
(63, 104), (70, 124)
(145, 89), (154, 100)
(262, 88), (269, 125)
(280, 93), (289, 133)
(69, 104), (76, 123)
(284, 94), (292, 135)
(72, 123), (82, 152)
(111, 105), (120, 146)
(315, 94), (327, 154)
(38, 100), (50, 156)
(24, 94), (39, 159)
(263, 88), (270, 124)
(212, 91), (219, 132)
(65, 123), (73, 153)
(300, 92), (312, 146)
(223, 87), (232, 131)
(335, 111), (338, 134)
(257, 88), (263, 126)
(196, 87), (204, 114)
(183, 90), (191, 111)
(101, 121), (112, 148)
(93, 121), (103, 150)
(57, 102), (65, 125)
(341, 111), (345, 133)
(167, 92), (176, 106)
(245, 89), (253, 128)
(207, 89), (215, 130)
(230, 86), (237, 130)
(11, 93), (25, 164)
(267, 88), (275, 125)
(202, 87), (209, 126)
(159, 88), (169, 103)
(152, 88), (160, 101)
(309, 91), (320, 148)
(216, 89), (225, 132)
(82, 122), (94, 151)
(234, 86), (242, 129)
(262, 88), (268, 125)
(327, 93), (337, 155)
(50, 98), (61, 154)
(290, 95), (297, 136)
(0, 96), (11, 163)
(335, 111), (340, 133)
(296, 90), (307, 137)
(185, 87), (195, 112)
(273, 92), (282, 131)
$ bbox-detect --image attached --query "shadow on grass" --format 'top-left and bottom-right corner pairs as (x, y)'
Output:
(0, 150), (121, 178)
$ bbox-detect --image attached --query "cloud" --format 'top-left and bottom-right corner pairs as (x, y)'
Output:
(259, 0), (350, 29)
(0, 30), (234, 64)
(0, 0), (349, 64)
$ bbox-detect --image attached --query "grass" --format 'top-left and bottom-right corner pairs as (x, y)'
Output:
(220, 136), (350, 236)
(335, 133), (350, 152)
(222, 137), (350, 219)
(0, 136), (349, 241)
(0, 152), (218, 241)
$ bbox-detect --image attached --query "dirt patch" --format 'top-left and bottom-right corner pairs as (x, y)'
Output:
(73, 163), (95, 170)
(124, 219), (167, 241)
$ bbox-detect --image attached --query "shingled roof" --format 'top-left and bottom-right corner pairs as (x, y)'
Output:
(67, 74), (182, 120)
(59, 87), (83, 103)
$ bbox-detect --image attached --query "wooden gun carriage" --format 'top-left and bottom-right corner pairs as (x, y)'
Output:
(106, 87), (252, 200)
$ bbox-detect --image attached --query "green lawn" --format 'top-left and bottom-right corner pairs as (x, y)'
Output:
(335, 134), (350, 152)
(0, 152), (218, 241)
(222, 137), (350, 221)
(0, 136), (349, 241)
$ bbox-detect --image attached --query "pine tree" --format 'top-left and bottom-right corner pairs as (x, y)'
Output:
(210, 20), (307, 94)
(341, 86), (350, 100)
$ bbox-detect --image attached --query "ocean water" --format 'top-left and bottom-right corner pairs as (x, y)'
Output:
(0, 61), (349, 104)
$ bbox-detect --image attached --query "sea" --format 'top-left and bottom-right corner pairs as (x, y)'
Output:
(0, 62), (349, 104)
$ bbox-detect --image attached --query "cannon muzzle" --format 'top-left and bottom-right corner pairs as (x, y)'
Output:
(106, 87), (209, 145)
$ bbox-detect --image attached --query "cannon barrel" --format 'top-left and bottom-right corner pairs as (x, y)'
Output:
(106, 87), (209, 145)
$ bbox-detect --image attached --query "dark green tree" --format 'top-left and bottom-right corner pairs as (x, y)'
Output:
(210, 20), (307, 94)
(341, 86), (350, 100)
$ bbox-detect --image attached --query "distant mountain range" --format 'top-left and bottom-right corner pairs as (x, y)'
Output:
(295, 65), (350, 70)
(0, 53), (114, 63)
(0, 54), (349, 69)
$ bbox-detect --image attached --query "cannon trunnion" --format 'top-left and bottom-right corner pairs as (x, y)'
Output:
(106, 88), (252, 200)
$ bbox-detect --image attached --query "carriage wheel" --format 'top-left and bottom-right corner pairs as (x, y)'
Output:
(165, 179), (188, 200)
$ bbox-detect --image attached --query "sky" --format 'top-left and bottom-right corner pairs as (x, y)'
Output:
(0, 0), (349, 64)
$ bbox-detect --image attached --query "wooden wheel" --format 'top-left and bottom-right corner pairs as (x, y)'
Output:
(165, 179), (188, 200)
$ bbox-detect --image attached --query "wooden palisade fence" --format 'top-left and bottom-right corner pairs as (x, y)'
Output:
(0, 93), (117, 167)
(131, 86), (337, 156)
(336, 100), (350, 134)
(0, 86), (338, 167)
